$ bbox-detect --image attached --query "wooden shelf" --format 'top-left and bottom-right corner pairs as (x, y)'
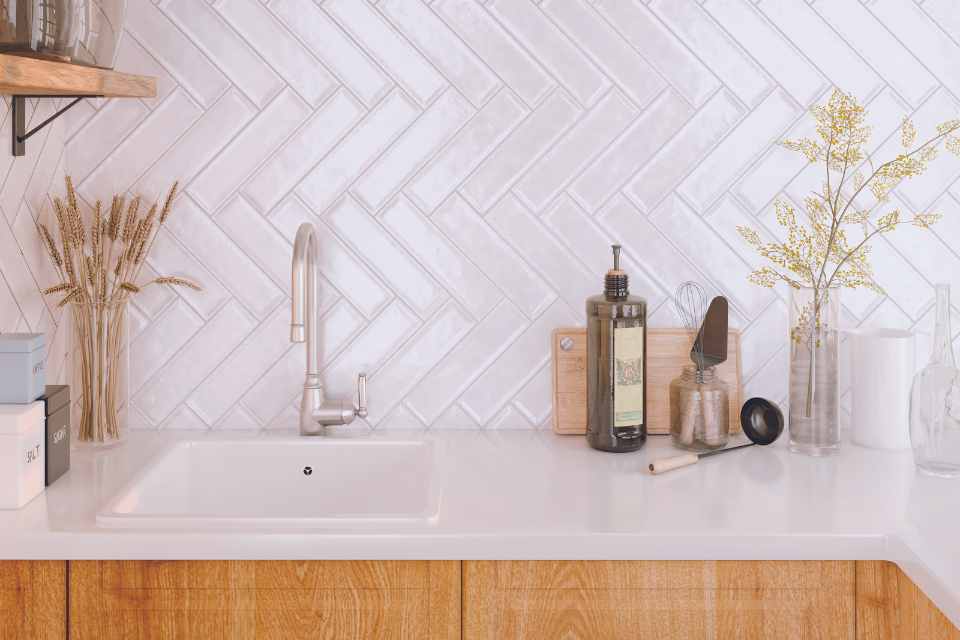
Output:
(0, 53), (155, 98)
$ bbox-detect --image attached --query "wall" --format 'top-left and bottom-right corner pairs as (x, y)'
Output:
(49, 0), (960, 430)
(0, 98), (69, 386)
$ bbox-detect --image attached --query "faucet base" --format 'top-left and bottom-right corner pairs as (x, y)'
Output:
(300, 386), (358, 435)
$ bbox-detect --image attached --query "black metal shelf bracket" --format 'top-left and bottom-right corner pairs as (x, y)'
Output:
(11, 95), (101, 157)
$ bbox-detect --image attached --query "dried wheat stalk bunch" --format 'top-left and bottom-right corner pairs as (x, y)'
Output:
(38, 177), (202, 307)
(37, 177), (202, 443)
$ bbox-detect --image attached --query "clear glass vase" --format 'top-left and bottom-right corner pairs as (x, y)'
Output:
(788, 286), (840, 455)
(69, 299), (128, 447)
(909, 284), (960, 477)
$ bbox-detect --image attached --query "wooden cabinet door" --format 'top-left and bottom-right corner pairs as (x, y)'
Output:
(856, 561), (960, 640)
(70, 560), (459, 640)
(0, 561), (65, 640)
(464, 560), (855, 640)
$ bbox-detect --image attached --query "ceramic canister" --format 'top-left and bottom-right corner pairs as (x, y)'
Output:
(849, 328), (916, 450)
(0, 402), (45, 509)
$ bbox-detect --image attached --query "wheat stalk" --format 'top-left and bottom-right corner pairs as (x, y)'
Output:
(37, 223), (62, 269)
(147, 276), (203, 291)
(43, 283), (73, 295)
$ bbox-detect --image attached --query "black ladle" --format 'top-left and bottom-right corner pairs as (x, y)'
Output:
(649, 398), (784, 475)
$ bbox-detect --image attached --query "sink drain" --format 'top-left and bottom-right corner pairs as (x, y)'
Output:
(303, 466), (313, 476)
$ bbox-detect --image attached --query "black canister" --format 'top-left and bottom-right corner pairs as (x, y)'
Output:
(38, 386), (70, 486)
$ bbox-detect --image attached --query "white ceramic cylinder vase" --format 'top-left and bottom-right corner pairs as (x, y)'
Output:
(850, 328), (915, 450)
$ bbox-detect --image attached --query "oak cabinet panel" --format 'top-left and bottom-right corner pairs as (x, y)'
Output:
(3, 558), (958, 638)
(0, 561), (66, 640)
(69, 560), (459, 640)
(464, 560), (856, 640)
(856, 561), (960, 640)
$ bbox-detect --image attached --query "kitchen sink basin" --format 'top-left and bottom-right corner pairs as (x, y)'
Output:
(96, 439), (440, 529)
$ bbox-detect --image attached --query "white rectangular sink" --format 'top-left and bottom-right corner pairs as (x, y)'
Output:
(97, 439), (440, 529)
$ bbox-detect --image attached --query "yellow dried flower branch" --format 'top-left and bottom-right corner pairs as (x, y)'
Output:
(739, 88), (960, 302)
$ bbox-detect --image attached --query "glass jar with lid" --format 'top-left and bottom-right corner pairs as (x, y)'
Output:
(670, 365), (730, 451)
(0, 0), (126, 69)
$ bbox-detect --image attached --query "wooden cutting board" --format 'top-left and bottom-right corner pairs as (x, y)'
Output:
(552, 327), (743, 436)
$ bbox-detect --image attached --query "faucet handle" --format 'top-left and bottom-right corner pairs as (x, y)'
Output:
(355, 373), (368, 419)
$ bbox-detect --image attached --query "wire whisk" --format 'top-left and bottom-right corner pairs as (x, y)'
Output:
(674, 281), (707, 372)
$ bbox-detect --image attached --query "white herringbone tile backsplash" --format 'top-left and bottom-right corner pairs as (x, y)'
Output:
(4, 0), (960, 431)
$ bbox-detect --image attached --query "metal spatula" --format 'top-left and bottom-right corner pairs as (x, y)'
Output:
(692, 296), (728, 368)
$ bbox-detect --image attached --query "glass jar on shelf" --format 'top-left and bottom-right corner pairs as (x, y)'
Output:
(0, 0), (126, 69)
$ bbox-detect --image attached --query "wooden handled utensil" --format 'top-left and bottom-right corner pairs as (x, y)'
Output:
(649, 398), (784, 475)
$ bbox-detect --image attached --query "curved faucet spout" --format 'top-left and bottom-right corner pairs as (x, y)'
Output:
(290, 223), (368, 434)
(291, 223), (320, 378)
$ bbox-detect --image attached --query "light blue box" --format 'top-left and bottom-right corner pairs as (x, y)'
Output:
(0, 334), (46, 404)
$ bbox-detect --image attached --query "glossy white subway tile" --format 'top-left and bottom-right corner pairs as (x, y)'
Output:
(486, 195), (595, 314)
(352, 89), (474, 211)
(651, 0), (771, 108)
(133, 300), (256, 424)
(813, 0), (937, 108)
(379, 0), (500, 107)
(79, 90), (202, 200)
(324, 0), (446, 106)
(760, 0), (882, 102)
(243, 90), (363, 213)
(542, 0), (666, 108)
(186, 305), (293, 425)
(571, 89), (692, 213)
(214, 0), (336, 107)
(165, 196), (284, 320)
(408, 90), (527, 212)
(297, 91), (420, 213)
(488, 0), (610, 107)
(434, 0), (553, 107)
(405, 299), (527, 425)
(594, 0), (719, 107)
(125, 0), (229, 108)
(433, 195), (556, 319)
(326, 196), (446, 318)
(165, 0), (283, 109)
(189, 88), (311, 213)
(461, 91), (580, 212)
(460, 299), (575, 425)
(679, 89), (799, 214)
(136, 89), (255, 196)
(270, 0), (392, 108)
(129, 299), (203, 395)
(381, 197), (500, 319)
(514, 90), (637, 212)
(704, 0), (828, 107)
(365, 301), (474, 426)
(626, 90), (744, 213)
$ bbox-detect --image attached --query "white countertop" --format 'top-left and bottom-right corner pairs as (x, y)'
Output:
(1, 429), (958, 626)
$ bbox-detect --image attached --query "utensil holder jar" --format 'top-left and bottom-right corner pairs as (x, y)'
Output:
(670, 365), (730, 451)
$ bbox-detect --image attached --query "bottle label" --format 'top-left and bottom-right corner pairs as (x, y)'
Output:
(614, 326), (644, 426)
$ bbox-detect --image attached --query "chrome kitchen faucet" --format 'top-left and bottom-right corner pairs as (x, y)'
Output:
(291, 223), (367, 435)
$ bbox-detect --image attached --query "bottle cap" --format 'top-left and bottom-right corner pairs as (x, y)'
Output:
(604, 244), (629, 297)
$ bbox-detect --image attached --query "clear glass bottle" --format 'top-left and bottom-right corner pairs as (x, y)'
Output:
(586, 245), (647, 453)
(670, 366), (730, 451)
(909, 283), (960, 477)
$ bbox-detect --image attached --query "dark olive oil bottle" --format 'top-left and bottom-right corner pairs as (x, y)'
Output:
(586, 245), (647, 452)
